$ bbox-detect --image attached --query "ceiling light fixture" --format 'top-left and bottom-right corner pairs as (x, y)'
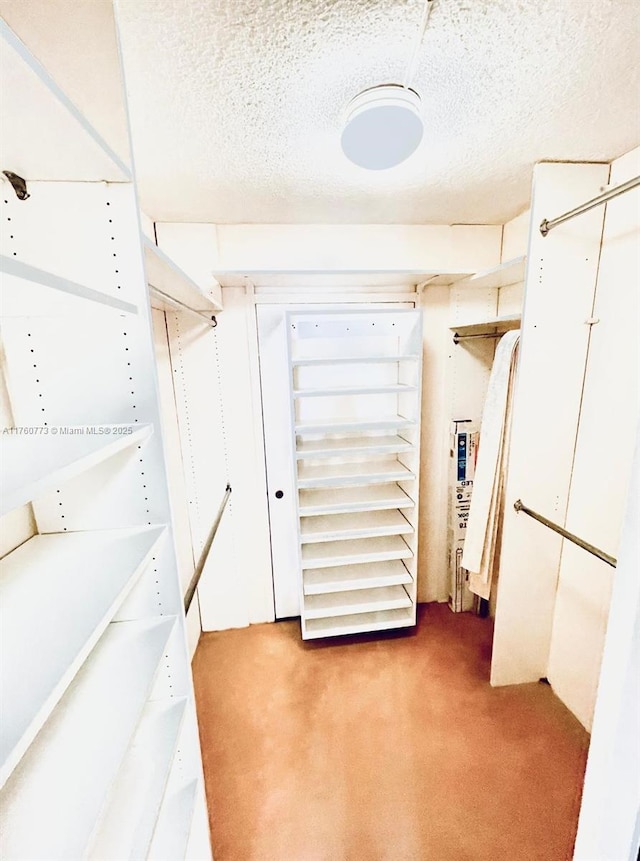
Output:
(341, 0), (435, 170)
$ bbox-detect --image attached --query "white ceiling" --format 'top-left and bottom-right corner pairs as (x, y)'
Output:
(5, 0), (638, 226)
(114, 0), (640, 225)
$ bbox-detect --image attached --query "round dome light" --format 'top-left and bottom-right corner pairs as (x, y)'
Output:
(341, 84), (424, 170)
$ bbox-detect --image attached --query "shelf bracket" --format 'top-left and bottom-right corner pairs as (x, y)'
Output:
(2, 170), (30, 201)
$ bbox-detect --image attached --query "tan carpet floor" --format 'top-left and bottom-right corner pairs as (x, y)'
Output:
(192, 603), (589, 861)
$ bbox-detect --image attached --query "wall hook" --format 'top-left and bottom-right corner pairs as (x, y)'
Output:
(2, 170), (30, 200)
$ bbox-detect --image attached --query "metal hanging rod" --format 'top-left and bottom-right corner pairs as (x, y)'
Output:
(539, 174), (640, 236)
(453, 331), (503, 344)
(514, 499), (616, 568)
(184, 483), (232, 613)
(149, 284), (217, 327)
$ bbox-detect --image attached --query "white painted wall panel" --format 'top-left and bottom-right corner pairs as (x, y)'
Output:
(547, 146), (640, 728)
(491, 161), (610, 687)
(501, 209), (530, 261)
(166, 288), (274, 631)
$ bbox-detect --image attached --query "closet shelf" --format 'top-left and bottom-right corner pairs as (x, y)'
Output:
(296, 434), (413, 459)
(89, 698), (187, 860)
(143, 237), (222, 314)
(303, 559), (413, 595)
(304, 585), (411, 620)
(300, 509), (412, 544)
(297, 458), (414, 489)
(301, 534), (412, 569)
(304, 607), (414, 639)
(295, 416), (415, 435)
(454, 256), (526, 291)
(0, 256), (138, 317)
(292, 355), (420, 367)
(0, 617), (175, 859)
(147, 780), (199, 861)
(0, 526), (166, 789)
(450, 314), (521, 338)
(0, 20), (130, 182)
(293, 383), (416, 398)
(298, 484), (415, 516)
(0, 423), (152, 516)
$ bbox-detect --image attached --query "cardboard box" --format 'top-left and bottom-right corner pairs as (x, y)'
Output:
(448, 421), (479, 612)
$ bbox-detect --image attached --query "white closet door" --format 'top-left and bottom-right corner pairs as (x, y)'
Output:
(257, 302), (414, 618)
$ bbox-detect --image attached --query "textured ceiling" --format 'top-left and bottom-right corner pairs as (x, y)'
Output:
(115, 0), (640, 224)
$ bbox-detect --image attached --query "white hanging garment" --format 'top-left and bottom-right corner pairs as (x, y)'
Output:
(462, 330), (521, 600)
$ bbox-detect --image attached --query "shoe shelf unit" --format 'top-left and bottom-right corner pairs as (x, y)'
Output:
(287, 309), (422, 640)
(0, 17), (210, 861)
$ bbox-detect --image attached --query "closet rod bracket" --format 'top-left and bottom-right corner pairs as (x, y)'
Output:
(2, 170), (30, 201)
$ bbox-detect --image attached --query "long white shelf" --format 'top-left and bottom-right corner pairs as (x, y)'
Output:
(0, 616), (175, 859)
(297, 459), (414, 489)
(296, 434), (413, 460)
(147, 780), (199, 861)
(293, 383), (416, 398)
(0, 423), (152, 516)
(292, 355), (420, 367)
(450, 314), (522, 337)
(0, 526), (166, 789)
(0, 19), (130, 182)
(455, 256), (526, 291)
(299, 484), (415, 516)
(304, 585), (411, 620)
(295, 416), (415, 434)
(0, 256), (138, 317)
(144, 237), (222, 314)
(301, 534), (412, 570)
(303, 559), (413, 595)
(300, 509), (412, 544)
(304, 607), (414, 639)
(88, 698), (187, 861)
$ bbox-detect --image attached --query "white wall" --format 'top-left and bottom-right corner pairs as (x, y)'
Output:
(151, 308), (201, 658)
(573, 429), (640, 861)
(153, 222), (504, 625)
(546, 146), (640, 728)
(491, 151), (639, 735)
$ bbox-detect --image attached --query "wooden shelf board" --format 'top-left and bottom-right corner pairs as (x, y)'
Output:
(0, 423), (152, 516)
(300, 509), (413, 544)
(295, 416), (415, 434)
(293, 383), (416, 398)
(0, 617), (175, 859)
(297, 459), (414, 489)
(292, 355), (420, 367)
(0, 526), (166, 789)
(299, 484), (415, 516)
(304, 559), (413, 595)
(304, 607), (414, 639)
(143, 238), (222, 313)
(301, 534), (412, 570)
(147, 780), (199, 861)
(450, 314), (522, 337)
(296, 434), (413, 460)
(0, 256), (138, 317)
(89, 698), (187, 861)
(0, 20), (130, 182)
(455, 256), (526, 291)
(304, 585), (411, 619)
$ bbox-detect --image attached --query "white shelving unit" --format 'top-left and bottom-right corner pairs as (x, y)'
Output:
(0, 14), (211, 860)
(144, 237), (222, 315)
(453, 255), (526, 291)
(287, 309), (422, 639)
